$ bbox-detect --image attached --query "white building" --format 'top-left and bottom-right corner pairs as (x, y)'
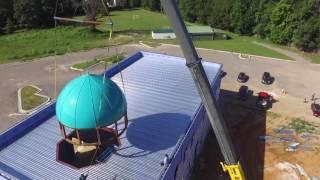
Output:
(151, 29), (176, 39)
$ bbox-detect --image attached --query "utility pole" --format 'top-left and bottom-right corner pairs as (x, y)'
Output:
(160, 0), (245, 179)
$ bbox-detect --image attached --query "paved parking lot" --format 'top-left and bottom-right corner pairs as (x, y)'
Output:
(0, 44), (319, 132)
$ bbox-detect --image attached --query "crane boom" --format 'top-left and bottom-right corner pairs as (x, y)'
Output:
(160, 0), (246, 179)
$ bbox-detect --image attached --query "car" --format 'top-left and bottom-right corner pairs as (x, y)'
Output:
(220, 71), (227, 78)
(237, 72), (249, 83)
(238, 85), (249, 100)
(262, 72), (274, 85)
(311, 103), (320, 117)
(256, 91), (273, 109)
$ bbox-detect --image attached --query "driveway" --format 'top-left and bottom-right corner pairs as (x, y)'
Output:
(1, 44), (320, 132)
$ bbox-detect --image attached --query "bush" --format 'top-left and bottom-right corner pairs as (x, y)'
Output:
(283, 118), (319, 134)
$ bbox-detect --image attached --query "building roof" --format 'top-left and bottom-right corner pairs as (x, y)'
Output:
(0, 52), (222, 180)
(152, 26), (213, 35)
(187, 26), (213, 34)
(56, 74), (127, 129)
(152, 29), (174, 33)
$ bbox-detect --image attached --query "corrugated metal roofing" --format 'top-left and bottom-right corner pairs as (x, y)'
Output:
(187, 26), (213, 34)
(152, 29), (174, 33)
(0, 52), (221, 180)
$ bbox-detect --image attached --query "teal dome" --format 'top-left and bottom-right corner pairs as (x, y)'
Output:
(56, 74), (127, 129)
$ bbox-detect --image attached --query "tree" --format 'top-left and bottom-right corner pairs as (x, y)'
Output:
(253, 0), (276, 38)
(230, 0), (258, 35)
(14, 0), (41, 28)
(128, 0), (141, 7)
(293, 0), (320, 51)
(0, 0), (13, 33)
(194, 0), (213, 24)
(207, 0), (233, 30)
(141, 0), (160, 11)
(269, 0), (295, 44)
(13, 0), (61, 28)
(178, 0), (196, 22)
(82, 0), (105, 30)
(5, 18), (14, 34)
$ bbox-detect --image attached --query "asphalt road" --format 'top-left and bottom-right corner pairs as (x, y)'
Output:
(0, 44), (319, 132)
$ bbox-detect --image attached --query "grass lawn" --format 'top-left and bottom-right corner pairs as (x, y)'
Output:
(254, 37), (320, 63)
(151, 30), (292, 60)
(21, 86), (47, 110)
(0, 27), (112, 63)
(98, 9), (170, 32)
(306, 54), (320, 64)
(283, 118), (320, 134)
(0, 8), (295, 63)
(193, 37), (291, 60)
(72, 54), (124, 70)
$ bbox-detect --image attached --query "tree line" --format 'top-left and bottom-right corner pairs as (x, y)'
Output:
(1, 0), (319, 52)
(0, 0), (75, 33)
(160, 0), (320, 52)
(0, 0), (141, 33)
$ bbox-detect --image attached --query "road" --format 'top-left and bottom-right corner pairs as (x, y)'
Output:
(1, 44), (320, 132)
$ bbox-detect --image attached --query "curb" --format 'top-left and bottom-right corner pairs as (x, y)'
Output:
(139, 41), (153, 48)
(70, 66), (84, 72)
(17, 85), (51, 114)
(70, 61), (106, 72)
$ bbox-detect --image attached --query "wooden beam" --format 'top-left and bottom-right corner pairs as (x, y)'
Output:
(53, 16), (110, 25)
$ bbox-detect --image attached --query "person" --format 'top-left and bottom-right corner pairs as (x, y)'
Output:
(311, 93), (316, 101)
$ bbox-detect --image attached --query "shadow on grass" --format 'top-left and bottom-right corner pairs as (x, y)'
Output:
(192, 89), (267, 180)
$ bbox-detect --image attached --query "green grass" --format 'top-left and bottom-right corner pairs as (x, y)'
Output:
(283, 118), (320, 134)
(72, 54), (124, 70)
(0, 9), (169, 63)
(0, 8), (295, 63)
(97, 9), (170, 32)
(306, 53), (320, 64)
(254, 37), (320, 63)
(21, 86), (47, 110)
(193, 40), (291, 60)
(152, 29), (291, 60)
(192, 32), (292, 60)
(141, 41), (161, 47)
(72, 58), (101, 70)
(0, 27), (112, 63)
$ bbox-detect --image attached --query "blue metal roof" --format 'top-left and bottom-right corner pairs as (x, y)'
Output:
(0, 51), (222, 180)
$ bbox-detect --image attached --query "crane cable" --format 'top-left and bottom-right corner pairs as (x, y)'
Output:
(100, 0), (113, 40)
(53, 1), (121, 178)
(53, 0), (60, 99)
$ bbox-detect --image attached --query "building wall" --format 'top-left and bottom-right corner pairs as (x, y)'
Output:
(152, 32), (176, 39)
(161, 75), (221, 180)
(190, 34), (214, 40)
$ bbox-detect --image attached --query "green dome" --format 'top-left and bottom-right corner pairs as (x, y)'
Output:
(56, 74), (127, 129)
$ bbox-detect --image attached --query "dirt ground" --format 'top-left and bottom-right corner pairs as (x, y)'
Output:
(192, 81), (320, 180)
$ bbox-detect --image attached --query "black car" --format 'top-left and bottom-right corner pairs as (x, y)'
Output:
(238, 85), (249, 100)
(262, 72), (274, 85)
(311, 103), (320, 117)
(237, 72), (249, 83)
